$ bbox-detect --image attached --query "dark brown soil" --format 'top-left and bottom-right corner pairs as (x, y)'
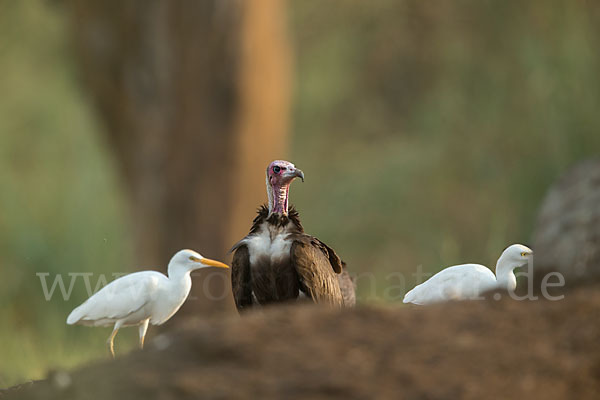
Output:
(5, 285), (600, 400)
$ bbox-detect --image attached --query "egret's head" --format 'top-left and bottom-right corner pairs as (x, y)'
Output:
(501, 244), (533, 267)
(266, 160), (304, 187)
(169, 249), (230, 273)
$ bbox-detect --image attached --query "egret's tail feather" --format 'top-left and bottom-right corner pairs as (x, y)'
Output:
(67, 306), (83, 325)
(403, 287), (420, 304)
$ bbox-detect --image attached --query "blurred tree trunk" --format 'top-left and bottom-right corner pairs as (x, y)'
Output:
(66, 0), (291, 315)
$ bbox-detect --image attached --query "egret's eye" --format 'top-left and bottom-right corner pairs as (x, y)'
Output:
(273, 166), (281, 174)
(521, 252), (528, 257)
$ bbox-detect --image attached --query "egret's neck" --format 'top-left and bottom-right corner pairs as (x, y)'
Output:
(267, 178), (290, 215)
(152, 265), (194, 325)
(494, 255), (518, 291)
(166, 266), (194, 294)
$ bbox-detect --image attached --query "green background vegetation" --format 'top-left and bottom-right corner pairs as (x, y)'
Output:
(1, 0), (599, 386)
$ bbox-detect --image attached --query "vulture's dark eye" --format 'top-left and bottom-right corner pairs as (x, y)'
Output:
(273, 166), (281, 174)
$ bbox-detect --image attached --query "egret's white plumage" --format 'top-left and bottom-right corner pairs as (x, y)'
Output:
(67, 249), (229, 357)
(403, 244), (533, 305)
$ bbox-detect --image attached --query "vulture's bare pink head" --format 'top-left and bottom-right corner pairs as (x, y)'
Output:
(266, 160), (304, 215)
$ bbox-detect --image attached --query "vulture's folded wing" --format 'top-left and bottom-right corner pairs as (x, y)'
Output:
(291, 237), (344, 307)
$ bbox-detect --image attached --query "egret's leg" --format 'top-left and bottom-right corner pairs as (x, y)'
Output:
(106, 321), (122, 358)
(138, 319), (150, 349)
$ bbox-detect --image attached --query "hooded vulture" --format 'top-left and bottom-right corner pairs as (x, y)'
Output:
(231, 160), (355, 310)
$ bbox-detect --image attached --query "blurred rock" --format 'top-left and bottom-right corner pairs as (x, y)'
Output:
(532, 159), (600, 283)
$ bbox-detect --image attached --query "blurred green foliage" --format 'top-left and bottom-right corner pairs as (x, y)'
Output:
(290, 0), (600, 300)
(1, 0), (600, 387)
(0, 1), (133, 386)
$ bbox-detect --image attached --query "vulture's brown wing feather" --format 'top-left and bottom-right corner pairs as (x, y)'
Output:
(338, 262), (356, 307)
(231, 245), (253, 310)
(317, 238), (343, 274)
(291, 237), (344, 307)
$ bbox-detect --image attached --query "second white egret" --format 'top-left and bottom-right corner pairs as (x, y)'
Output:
(403, 244), (533, 305)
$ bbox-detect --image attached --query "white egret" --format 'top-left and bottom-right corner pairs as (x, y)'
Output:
(403, 244), (533, 305)
(66, 249), (229, 357)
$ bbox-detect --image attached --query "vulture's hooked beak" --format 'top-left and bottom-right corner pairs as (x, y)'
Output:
(293, 168), (305, 182)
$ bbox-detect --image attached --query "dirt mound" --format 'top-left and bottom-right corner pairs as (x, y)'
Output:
(5, 285), (600, 400)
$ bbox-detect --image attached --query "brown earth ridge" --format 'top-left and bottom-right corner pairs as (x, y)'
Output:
(3, 282), (600, 400)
